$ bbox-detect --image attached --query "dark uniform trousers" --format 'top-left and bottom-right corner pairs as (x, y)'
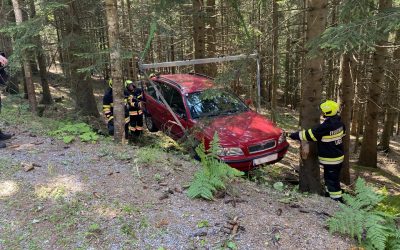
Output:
(323, 163), (342, 199)
(128, 88), (144, 136)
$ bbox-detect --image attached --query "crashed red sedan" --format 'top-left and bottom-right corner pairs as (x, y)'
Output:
(142, 73), (289, 171)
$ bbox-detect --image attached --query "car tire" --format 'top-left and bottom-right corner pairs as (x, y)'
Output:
(145, 114), (159, 132)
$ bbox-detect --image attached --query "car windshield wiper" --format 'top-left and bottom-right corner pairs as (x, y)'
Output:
(197, 112), (221, 118)
(221, 109), (241, 115)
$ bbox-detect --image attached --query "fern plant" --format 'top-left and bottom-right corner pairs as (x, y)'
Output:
(328, 178), (400, 250)
(187, 133), (244, 200)
(49, 122), (99, 144)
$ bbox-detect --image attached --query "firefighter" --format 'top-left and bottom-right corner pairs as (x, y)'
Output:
(0, 52), (12, 149)
(102, 79), (131, 138)
(289, 100), (345, 202)
(126, 80), (144, 137)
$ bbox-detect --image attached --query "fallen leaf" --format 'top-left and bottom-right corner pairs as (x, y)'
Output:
(158, 192), (169, 200)
(155, 218), (169, 228)
(31, 219), (40, 224)
(22, 162), (34, 172)
(192, 231), (207, 237)
(173, 186), (183, 193)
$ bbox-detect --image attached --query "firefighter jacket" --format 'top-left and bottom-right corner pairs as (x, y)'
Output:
(128, 88), (143, 116)
(290, 115), (345, 165)
(102, 88), (130, 124)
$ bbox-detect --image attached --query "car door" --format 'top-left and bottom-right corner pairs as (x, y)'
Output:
(144, 80), (165, 129)
(159, 83), (189, 139)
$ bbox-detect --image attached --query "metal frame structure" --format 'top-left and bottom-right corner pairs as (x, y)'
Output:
(138, 53), (262, 109)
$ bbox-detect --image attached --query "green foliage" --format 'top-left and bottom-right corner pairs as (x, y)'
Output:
(0, 96), (63, 135)
(273, 182), (285, 191)
(197, 220), (209, 228)
(328, 178), (400, 250)
(137, 146), (163, 164)
(226, 241), (237, 250)
(49, 122), (99, 144)
(187, 133), (244, 200)
(121, 222), (137, 238)
(0, 2), (66, 73)
(88, 223), (100, 232)
(377, 195), (400, 216)
(309, 1), (400, 54)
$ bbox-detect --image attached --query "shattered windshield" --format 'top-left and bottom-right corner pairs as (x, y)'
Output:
(187, 89), (248, 119)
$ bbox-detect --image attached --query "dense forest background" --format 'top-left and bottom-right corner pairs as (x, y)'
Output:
(1, 0), (400, 191)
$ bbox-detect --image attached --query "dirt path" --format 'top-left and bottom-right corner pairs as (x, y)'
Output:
(0, 124), (354, 250)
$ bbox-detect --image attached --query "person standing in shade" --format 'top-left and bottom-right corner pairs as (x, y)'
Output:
(289, 100), (345, 202)
(0, 52), (12, 149)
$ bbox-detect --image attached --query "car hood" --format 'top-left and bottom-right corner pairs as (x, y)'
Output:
(199, 111), (282, 146)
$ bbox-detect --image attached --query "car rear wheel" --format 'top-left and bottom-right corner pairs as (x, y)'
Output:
(145, 115), (159, 132)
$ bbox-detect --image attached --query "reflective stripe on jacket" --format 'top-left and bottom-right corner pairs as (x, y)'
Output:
(102, 87), (130, 123)
(291, 115), (345, 165)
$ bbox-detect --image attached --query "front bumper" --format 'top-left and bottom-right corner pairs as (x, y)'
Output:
(222, 143), (289, 171)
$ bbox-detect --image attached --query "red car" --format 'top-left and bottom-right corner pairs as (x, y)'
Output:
(142, 73), (289, 171)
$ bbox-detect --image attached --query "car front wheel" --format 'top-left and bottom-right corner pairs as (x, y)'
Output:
(145, 115), (159, 132)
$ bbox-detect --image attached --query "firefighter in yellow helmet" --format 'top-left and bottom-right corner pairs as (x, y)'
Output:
(102, 79), (131, 138)
(289, 100), (345, 202)
(126, 80), (144, 137)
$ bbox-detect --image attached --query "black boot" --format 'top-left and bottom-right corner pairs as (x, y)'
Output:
(0, 142), (6, 148)
(332, 197), (345, 204)
(0, 131), (11, 141)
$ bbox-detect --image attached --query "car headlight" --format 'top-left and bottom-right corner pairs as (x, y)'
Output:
(216, 147), (244, 156)
(278, 132), (286, 144)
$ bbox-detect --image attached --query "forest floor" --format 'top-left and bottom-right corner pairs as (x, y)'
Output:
(0, 78), (399, 249)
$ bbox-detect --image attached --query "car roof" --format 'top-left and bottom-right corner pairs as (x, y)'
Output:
(153, 74), (214, 94)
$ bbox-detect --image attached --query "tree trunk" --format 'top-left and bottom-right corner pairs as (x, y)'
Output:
(37, 46), (53, 105)
(339, 53), (353, 185)
(379, 30), (400, 151)
(29, 0), (52, 105)
(326, 1), (337, 100)
(271, 0), (278, 122)
(105, 0), (125, 142)
(299, 0), (328, 194)
(206, 0), (217, 77)
(359, 0), (392, 167)
(192, 0), (206, 73)
(12, 0), (37, 114)
(64, 1), (99, 117)
(284, 36), (291, 107)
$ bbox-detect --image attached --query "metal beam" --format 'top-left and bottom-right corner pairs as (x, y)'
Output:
(139, 54), (258, 70)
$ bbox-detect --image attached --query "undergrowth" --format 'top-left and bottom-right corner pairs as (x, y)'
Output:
(187, 133), (244, 200)
(49, 122), (99, 144)
(328, 178), (400, 250)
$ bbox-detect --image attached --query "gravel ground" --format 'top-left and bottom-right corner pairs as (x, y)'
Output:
(0, 126), (355, 250)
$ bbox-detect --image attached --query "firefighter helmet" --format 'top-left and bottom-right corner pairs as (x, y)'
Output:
(320, 100), (339, 117)
(125, 80), (133, 88)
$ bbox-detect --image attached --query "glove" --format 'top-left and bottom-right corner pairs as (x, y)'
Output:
(0, 55), (8, 67)
(288, 132), (297, 140)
